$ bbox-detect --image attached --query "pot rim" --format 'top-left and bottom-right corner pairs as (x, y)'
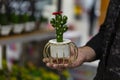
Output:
(49, 39), (71, 44)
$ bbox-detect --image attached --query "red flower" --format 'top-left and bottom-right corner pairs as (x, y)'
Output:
(52, 11), (63, 15)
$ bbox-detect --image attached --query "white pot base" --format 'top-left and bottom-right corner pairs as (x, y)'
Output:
(49, 39), (71, 58)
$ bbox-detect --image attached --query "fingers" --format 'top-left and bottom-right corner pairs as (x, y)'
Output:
(47, 63), (69, 70)
(43, 58), (49, 63)
(43, 58), (69, 71)
(43, 58), (78, 69)
(70, 57), (84, 68)
(42, 56), (84, 71)
(56, 64), (69, 71)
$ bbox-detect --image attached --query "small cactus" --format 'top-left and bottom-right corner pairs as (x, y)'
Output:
(50, 11), (68, 42)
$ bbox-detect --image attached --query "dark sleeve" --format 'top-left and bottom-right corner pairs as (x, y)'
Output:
(86, 24), (106, 60)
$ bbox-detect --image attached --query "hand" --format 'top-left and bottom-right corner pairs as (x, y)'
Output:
(43, 48), (86, 71)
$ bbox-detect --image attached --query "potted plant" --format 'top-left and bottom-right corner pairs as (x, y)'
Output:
(44, 11), (78, 64)
(10, 13), (25, 34)
(0, 4), (12, 36)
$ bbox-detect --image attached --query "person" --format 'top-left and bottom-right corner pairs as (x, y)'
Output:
(43, 0), (120, 80)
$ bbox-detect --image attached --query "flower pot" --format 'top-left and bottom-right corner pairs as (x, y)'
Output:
(25, 22), (35, 32)
(49, 39), (71, 58)
(44, 39), (78, 64)
(13, 23), (25, 34)
(1, 25), (12, 36)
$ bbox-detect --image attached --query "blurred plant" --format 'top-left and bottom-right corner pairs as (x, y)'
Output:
(0, 61), (62, 80)
(62, 70), (70, 79)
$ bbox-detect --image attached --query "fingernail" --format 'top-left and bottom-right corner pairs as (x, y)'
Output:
(64, 64), (68, 67)
(43, 59), (45, 62)
(53, 64), (58, 68)
(46, 63), (51, 66)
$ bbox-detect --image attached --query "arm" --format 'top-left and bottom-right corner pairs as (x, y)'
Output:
(69, 24), (107, 68)
(85, 24), (106, 60)
(68, 24), (107, 68)
(85, 0), (111, 60)
(78, 46), (96, 62)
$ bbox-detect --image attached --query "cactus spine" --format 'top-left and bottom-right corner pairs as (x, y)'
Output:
(50, 13), (68, 42)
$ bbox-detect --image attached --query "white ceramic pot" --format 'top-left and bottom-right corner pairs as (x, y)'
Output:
(1, 25), (12, 36)
(13, 23), (25, 34)
(25, 22), (35, 32)
(49, 39), (71, 58)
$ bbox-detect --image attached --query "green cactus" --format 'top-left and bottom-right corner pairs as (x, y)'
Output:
(50, 13), (68, 42)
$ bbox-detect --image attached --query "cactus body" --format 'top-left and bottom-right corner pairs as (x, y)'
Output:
(50, 13), (68, 42)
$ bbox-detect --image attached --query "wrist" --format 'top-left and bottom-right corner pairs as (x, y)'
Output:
(78, 46), (96, 62)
